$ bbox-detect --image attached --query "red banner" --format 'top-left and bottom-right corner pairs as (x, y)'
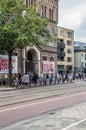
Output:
(0, 55), (18, 74)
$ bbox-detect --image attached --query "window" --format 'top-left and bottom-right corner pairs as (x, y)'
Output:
(81, 54), (84, 58)
(28, 0), (34, 6)
(67, 40), (72, 46)
(67, 49), (72, 54)
(84, 46), (86, 49)
(26, 0), (28, 7)
(85, 54), (86, 60)
(60, 30), (63, 36)
(50, 57), (54, 61)
(41, 37), (46, 45)
(52, 10), (53, 19)
(67, 65), (72, 70)
(49, 28), (55, 46)
(81, 62), (83, 67)
(49, 9), (52, 19)
(67, 57), (72, 62)
(42, 56), (47, 61)
(49, 8), (54, 19)
(42, 5), (46, 17)
(67, 32), (72, 38)
(49, 40), (54, 46)
(44, 6), (46, 17)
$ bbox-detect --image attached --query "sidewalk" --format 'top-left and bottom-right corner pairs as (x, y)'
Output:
(0, 82), (70, 91)
(0, 85), (16, 91)
(0, 80), (85, 92)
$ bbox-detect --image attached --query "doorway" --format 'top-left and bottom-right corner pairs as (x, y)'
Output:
(26, 49), (38, 74)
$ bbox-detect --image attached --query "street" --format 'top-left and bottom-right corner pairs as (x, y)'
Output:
(1, 102), (86, 130)
(0, 81), (86, 129)
(0, 81), (86, 107)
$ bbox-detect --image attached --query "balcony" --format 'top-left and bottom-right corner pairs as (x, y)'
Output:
(57, 51), (65, 57)
(57, 50), (60, 56)
(60, 52), (65, 57)
(58, 41), (65, 49)
(57, 61), (65, 65)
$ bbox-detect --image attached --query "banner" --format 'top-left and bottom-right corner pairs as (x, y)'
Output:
(42, 61), (55, 74)
(0, 55), (18, 74)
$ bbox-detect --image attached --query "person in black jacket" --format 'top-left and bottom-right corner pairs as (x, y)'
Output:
(33, 73), (38, 86)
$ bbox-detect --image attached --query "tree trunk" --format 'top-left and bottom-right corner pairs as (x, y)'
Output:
(8, 52), (13, 87)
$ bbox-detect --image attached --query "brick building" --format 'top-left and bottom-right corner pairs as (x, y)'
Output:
(18, 0), (58, 76)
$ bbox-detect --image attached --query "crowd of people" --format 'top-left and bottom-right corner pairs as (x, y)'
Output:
(12, 71), (85, 88)
(12, 72), (38, 88)
(37, 72), (85, 86)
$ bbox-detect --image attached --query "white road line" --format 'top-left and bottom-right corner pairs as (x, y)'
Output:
(0, 91), (86, 113)
(61, 119), (86, 130)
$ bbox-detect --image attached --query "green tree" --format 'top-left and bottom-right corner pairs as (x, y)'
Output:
(0, 0), (52, 87)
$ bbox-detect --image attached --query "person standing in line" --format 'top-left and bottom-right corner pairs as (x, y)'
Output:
(20, 74), (25, 87)
(13, 74), (19, 88)
(18, 73), (22, 85)
(28, 72), (32, 87)
(46, 74), (49, 85)
(43, 74), (46, 86)
(57, 73), (60, 84)
(33, 73), (38, 86)
(23, 73), (30, 86)
(76, 73), (79, 81)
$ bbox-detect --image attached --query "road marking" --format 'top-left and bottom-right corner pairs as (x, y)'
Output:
(0, 92), (86, 113)
(61, 119), (86, 130)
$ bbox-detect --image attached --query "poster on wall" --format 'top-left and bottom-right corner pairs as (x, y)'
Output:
(0, 55), (18, 74)
(42, 61), (55, 74)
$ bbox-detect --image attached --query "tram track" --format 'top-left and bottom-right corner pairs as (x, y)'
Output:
(0, 82), (86, 109)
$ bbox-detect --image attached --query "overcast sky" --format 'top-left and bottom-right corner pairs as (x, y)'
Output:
(59, 0), (86, 42)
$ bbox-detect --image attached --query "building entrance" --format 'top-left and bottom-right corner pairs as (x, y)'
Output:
(26, 49), (38, 74)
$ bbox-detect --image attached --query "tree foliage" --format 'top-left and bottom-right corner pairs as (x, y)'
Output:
(0, 0), (51, 51)
(0, 0), (52, 86)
